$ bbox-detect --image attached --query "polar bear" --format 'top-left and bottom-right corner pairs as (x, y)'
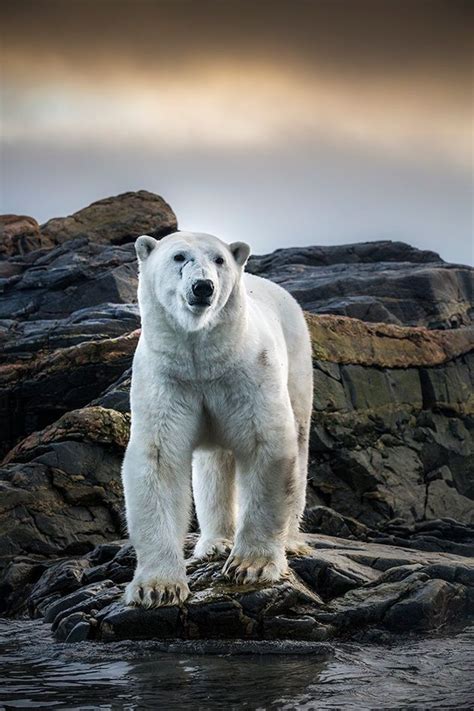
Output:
(122, 231), (313, 608)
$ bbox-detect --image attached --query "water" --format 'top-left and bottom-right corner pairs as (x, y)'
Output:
(0, 619), (473, 709)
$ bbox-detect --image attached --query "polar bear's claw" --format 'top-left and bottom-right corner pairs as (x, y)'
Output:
(286, 538), (313, 556)
(125, 577), (190, 608)
(222, 553), (288, 585)
(193, 537), (233, 561)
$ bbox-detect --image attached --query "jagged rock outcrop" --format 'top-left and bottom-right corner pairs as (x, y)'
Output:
(0, 304), (140, 360)
(41, 190), (177, 248)
(0, 216), (50, 260)
(0, 330), (139, 455)
(0, 407), (129, 569)
(0, 239), (139, 324)
(248, 242), (473, 329)
(305, 314), (474, 527)
(0, 190), (175, 265)
(303, 506), (474, 557)
(1, 534), (472, 642)
(0, 190), (174, 453)
(0, 189), (175, 329)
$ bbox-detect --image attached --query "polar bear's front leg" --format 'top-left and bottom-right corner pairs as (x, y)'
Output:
(122, 438), (192, 607)
(223, 441), (297, 584)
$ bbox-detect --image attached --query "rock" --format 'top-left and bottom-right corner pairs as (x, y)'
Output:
(0, 407), (129, 569)
(0, 330), (138, 455)
(27, 557), (92, 616)
(0, 215), (50, 259)
(382, 578), (469, 632)
(247, 242), (473, 329)
(44, 580), (119, 624)
(99, 603), (182, 642)
(0, 190), (171, 334)
(306, 314), (473, 368)
(0, 304), (140, 360)
(0, 556), (47, 616)
(372, 519), (474, 557)
(304, 507), (474, 557)
(0, 239), (139, 323)
(3, 405), (130, 465)
(9, 534), (472, 642)
(81, 543), (135, 585)
(55, 612), (93, 643)
(250, 241), (443, 268)
(307, 351), (474, 528)
(91, 368), (132, 413)
(41, 190), (177, 247)
(303, 505), (371, 539)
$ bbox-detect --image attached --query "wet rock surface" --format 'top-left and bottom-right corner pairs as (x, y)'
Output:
(0, 191), (473, 644)
(3, 534), (472, 643)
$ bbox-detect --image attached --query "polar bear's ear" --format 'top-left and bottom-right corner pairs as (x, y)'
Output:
(229, 241), (251, 268)
(135, 235), (158, 261)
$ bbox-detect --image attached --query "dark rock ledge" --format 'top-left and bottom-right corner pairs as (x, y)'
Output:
(2, 533), (472, 645)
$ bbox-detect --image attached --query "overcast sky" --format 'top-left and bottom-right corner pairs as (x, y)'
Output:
(1, 0), (472, 264)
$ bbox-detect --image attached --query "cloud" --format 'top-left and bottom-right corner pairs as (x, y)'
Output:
(2, 58), (470, 172)
(2, 1), (470, 168)
(1, 0), (471, 264)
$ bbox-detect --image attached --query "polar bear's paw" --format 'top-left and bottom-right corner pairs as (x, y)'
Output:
(192, 536), (233, 561)
(222, 551), (289, 585)
(124, 575), (190, 608)
(286, 537), (313, 556)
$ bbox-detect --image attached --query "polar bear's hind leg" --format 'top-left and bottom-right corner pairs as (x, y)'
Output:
(285, 321), (313, 556)
(192, 449), (236, 560)
(285, 418), (312, 556)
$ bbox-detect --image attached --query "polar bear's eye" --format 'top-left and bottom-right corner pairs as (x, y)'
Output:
(215, 256), (225, 265)
(173, 253), (186, 262)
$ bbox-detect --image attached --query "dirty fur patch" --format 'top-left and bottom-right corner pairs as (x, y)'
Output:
(258, 349), (270, 367)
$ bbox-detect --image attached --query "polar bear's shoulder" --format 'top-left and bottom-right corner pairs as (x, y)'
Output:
(243, 272), (303, 320)
(242, 272), (309, 354)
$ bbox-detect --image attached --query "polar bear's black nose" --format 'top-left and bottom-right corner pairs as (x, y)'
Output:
(192, 279), (214, 299)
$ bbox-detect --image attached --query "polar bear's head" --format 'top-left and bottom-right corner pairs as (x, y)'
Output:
(135, 231), (251, 332)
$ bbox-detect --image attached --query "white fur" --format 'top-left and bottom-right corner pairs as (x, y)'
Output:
(122, 231), (313, 607)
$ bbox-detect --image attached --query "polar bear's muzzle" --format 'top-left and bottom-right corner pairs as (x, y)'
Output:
(188, 279), (214, 307)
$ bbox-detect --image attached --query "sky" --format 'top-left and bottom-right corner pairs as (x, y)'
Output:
(1, 0), (472, 264)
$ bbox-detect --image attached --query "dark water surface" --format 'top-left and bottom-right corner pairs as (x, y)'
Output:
(0, 619), (473, 710)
